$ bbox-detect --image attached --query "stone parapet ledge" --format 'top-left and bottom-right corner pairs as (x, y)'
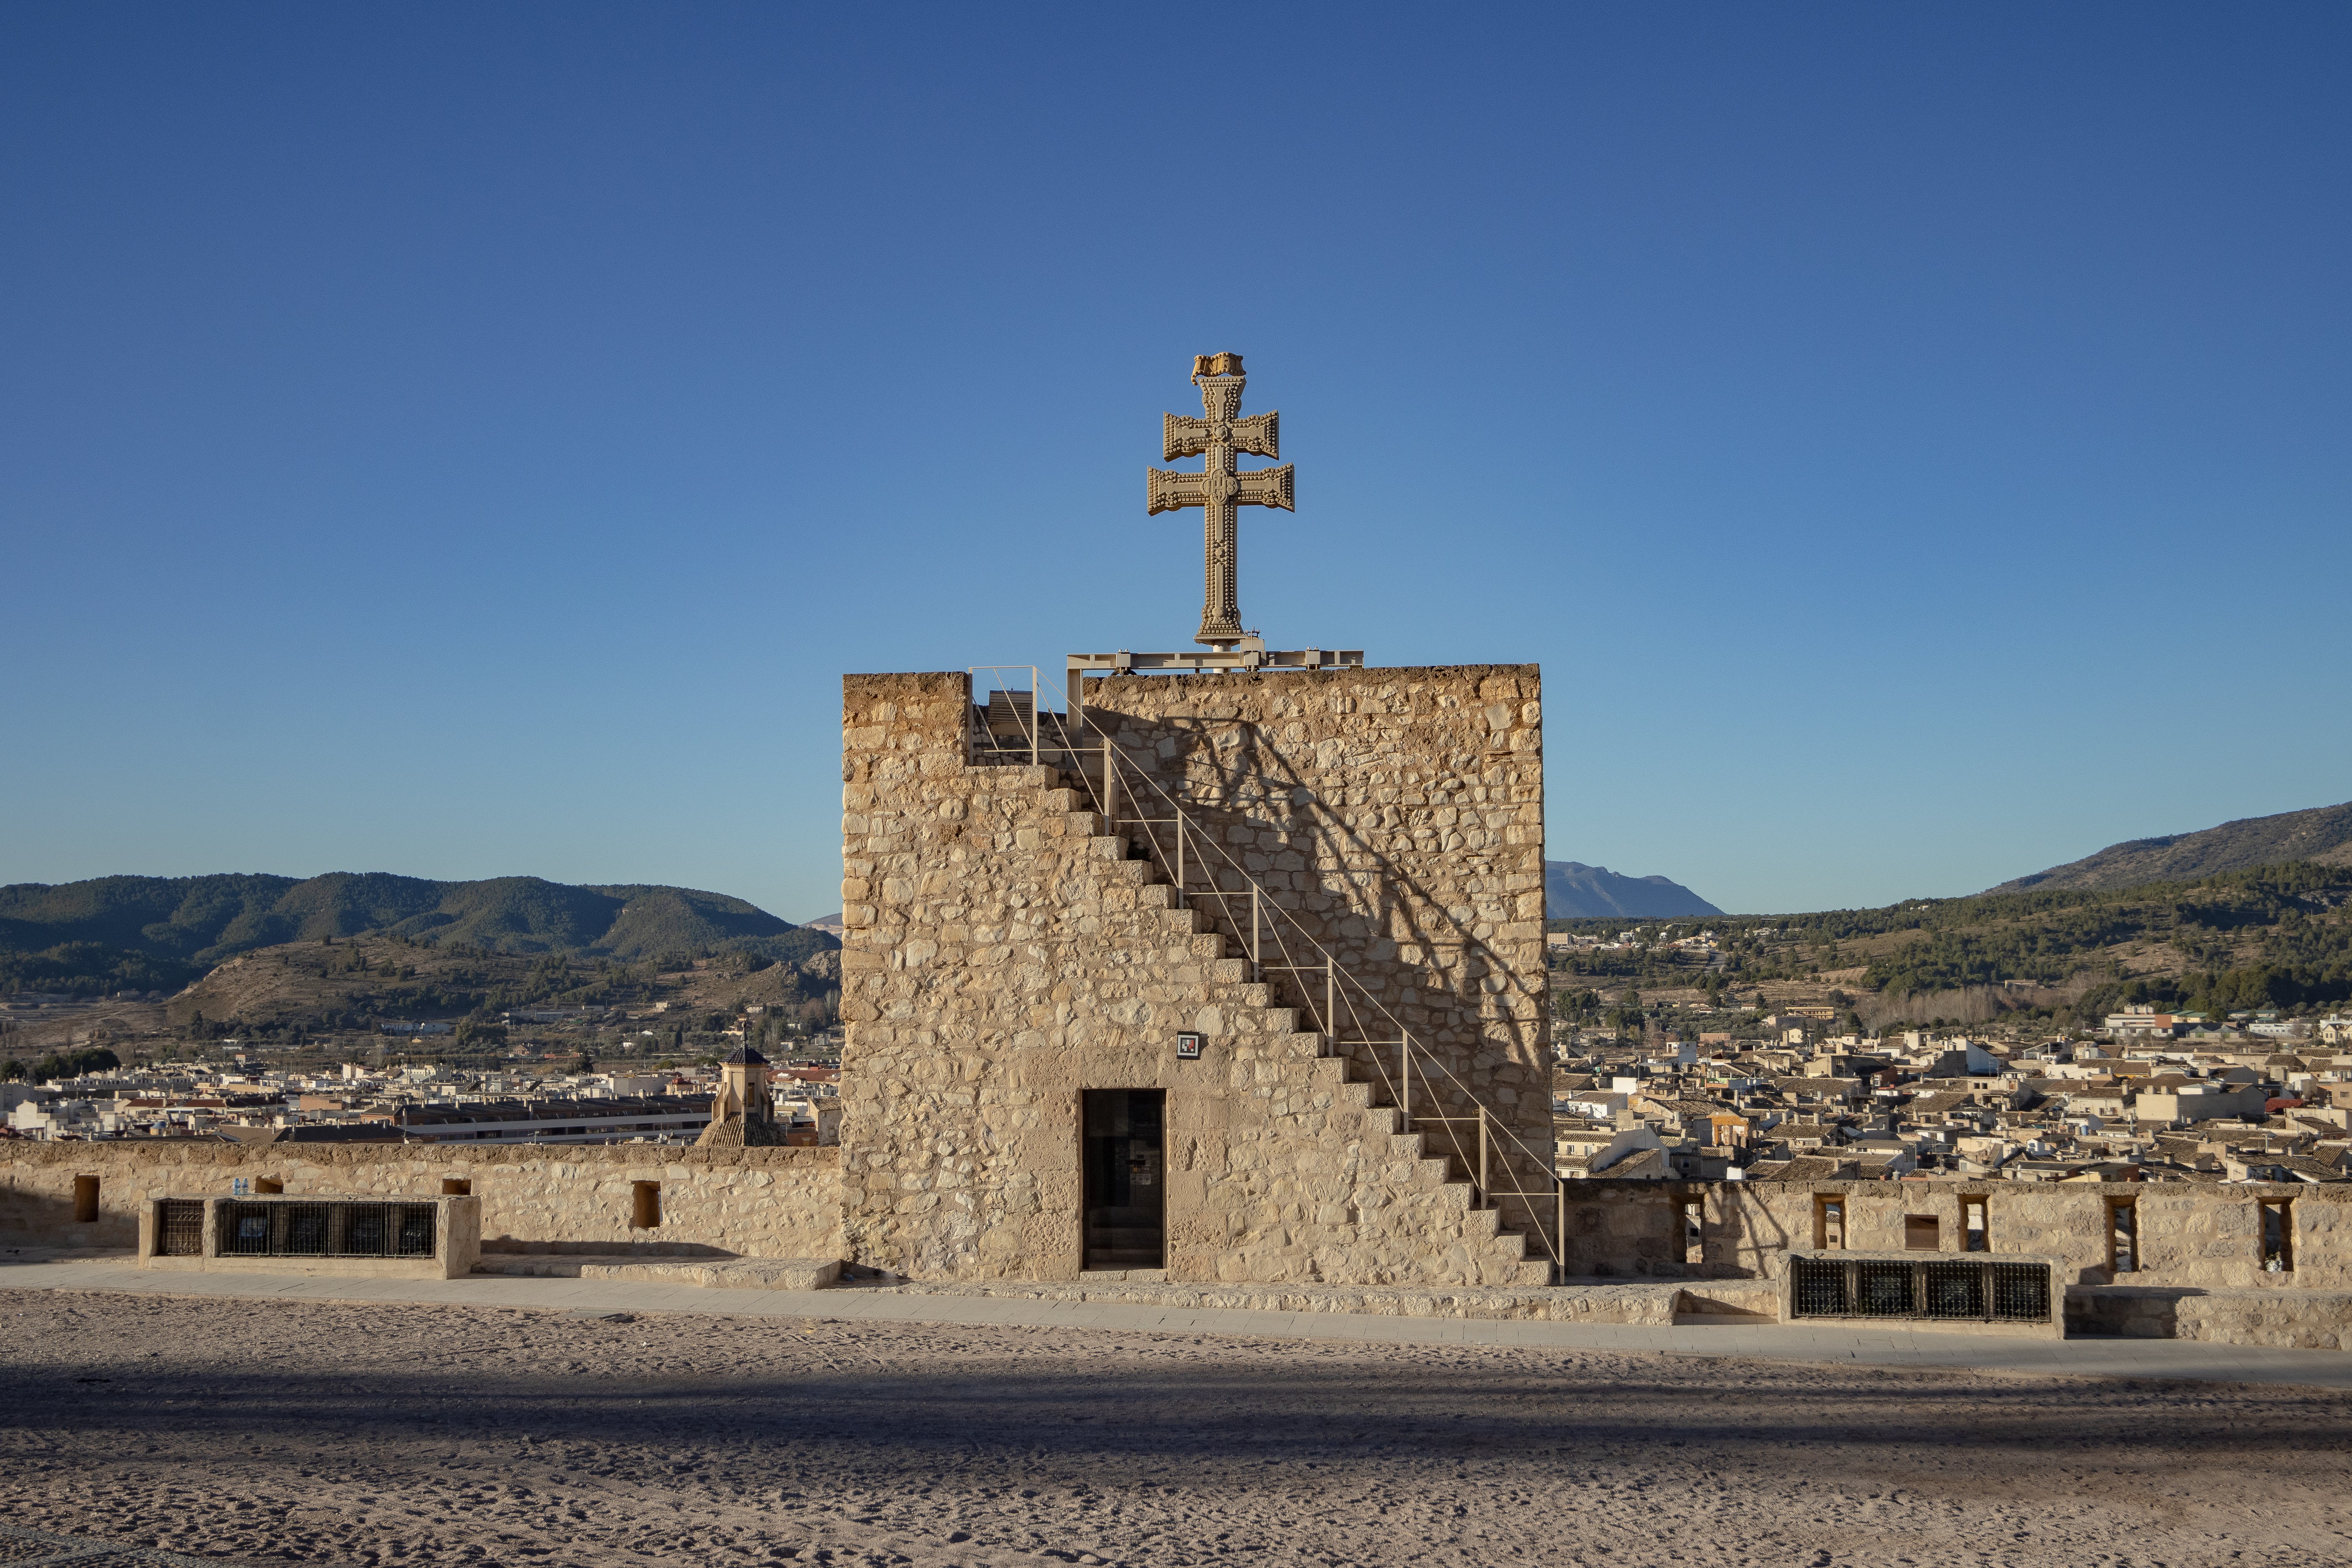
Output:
(2067, 1284), (2352, 1350)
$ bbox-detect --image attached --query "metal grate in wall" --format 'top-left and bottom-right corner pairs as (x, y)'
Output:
(156, 1201), (204, 1257)
(215, 1200), (436, 1259)
(1790, 1257), (2051, 1326)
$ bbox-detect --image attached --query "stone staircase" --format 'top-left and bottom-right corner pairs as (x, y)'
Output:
(1026, 767), (1553, 1289)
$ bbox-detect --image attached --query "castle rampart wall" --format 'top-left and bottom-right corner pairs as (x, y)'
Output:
(0, 1142), (840, 1259)
(1564, 1178), (2352, 1292)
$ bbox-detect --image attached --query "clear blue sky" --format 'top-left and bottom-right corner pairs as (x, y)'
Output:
(5, 5), (2347, 921)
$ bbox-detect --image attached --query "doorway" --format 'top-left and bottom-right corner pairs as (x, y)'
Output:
(1082, 1089), (1165, 1270)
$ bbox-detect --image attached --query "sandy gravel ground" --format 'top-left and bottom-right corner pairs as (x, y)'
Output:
(6, 1290), (2352, 1568)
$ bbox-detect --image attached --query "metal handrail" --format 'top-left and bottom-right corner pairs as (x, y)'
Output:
(967, 666), (1046, 764)
(1074, 735), (1566, 1273)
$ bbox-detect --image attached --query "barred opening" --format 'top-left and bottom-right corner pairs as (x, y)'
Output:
(1921, 1260), (1984, 1318)
(1990, 1262), (2050, 1321)
(1855, 1261), (1916, 1318)
(214, 1199), (436, 1259)
(1791, 1257), (1848, 1316)
(158, 1200), (204, 1257)
(1790, 1256), (2052, 1326)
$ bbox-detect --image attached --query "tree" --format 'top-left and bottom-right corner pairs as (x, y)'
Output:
(29, 1045), (120, 1083)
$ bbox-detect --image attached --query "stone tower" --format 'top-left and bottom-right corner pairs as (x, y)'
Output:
(837, 663), (1551, 1286)
(696, 1044), (789, 1149)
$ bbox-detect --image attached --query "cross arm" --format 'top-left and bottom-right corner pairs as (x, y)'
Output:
(1147, 467), (1210, 515)
(1231, 410), (1278, 459)
(1163, 414), (1210, 460)
(1235, 463), (1294, 511)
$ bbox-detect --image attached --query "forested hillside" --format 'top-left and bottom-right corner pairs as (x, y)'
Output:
(1549, 860), (2352, 1030)
(0, 873), (832, 998)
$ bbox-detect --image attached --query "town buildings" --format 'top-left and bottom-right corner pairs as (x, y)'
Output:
(1551, 1015), (2351, 1186)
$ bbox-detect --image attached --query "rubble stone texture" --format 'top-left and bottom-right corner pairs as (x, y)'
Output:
(1562, 1178), (2352, 1292)
(0, 1143), (842, 1260)
(838, 665), (1552, 1286)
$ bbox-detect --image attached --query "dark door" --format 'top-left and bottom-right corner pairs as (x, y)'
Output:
(1082, 1089), (1165, 1270)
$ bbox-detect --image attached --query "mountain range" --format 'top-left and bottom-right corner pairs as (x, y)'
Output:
(0, 873), (834, 998)
(1986, 801), (2352, 896)
(1545, 861), (1722, 920)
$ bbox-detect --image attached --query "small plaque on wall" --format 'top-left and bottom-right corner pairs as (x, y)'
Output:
(1174, 1032), (1205, 1059)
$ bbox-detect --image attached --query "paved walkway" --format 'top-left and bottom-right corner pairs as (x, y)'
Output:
(13, 1253), (2352, 1390)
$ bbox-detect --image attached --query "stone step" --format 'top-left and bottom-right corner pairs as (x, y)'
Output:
(1488, 1229), (1532, 1261)
(472, 1255), (843, 1291)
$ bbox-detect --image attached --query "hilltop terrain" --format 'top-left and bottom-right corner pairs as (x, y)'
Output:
(1545, 860), (1720, 919)
(1551, 859), (2352, 1034)
(1988, 801), (2352, 894)
(0, 872), (832, 1000)
(1, 932), (841, 1065)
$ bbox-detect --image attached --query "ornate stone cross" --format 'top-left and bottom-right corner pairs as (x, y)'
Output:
(1148, 352), (1295, 646)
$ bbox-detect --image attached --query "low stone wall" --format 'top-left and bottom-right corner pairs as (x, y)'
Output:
(1564, 1180), (2352, 1293)
(0, 1143), (841, 1262)
(16, 1140), (2352, 1350)
(137, 1194), (482, 1281)
(2070, 1286), (2352, 1350)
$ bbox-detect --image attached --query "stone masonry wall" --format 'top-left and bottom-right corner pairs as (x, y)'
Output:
(0, 1143), (841, 1260)
(837, 668), (1551, 1288)
(1563, 1179), (2352, 1292)
(1081, 667), (1551, 1230)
